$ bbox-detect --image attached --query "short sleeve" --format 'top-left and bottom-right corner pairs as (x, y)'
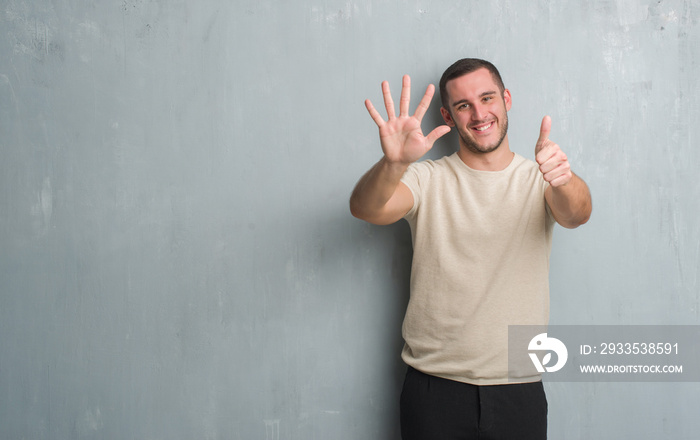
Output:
(400, 161), (431, 220)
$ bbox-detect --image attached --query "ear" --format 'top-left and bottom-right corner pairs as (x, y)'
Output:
(503, 89), (512, 111)
(440, 107), (456, 127)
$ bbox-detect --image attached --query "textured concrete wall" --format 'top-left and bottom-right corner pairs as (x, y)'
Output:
(1, 1), (699, 438)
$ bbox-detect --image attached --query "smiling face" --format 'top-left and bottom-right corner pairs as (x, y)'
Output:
(440, 68), (512, 155)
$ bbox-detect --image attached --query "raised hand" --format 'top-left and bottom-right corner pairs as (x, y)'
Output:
(535, 116), (572, 187)
(365, 75), (451, 165)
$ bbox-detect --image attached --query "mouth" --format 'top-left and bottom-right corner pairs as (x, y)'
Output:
(471, 121), (494, 133)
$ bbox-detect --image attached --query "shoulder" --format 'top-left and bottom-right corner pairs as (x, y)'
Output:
(400, 154), (457, 219)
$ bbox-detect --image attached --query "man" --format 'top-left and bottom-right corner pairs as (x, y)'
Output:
(349, 58), (592, 439)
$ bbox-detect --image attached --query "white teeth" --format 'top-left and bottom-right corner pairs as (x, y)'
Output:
(475, 122), (493, 132)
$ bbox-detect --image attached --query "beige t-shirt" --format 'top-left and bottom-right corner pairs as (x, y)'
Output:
(400, 152), (555, 385)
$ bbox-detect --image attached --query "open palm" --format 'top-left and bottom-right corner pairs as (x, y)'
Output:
(365, 75), (451, 165)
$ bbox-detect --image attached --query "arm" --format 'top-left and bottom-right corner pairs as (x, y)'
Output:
(349, 159), (413, 225)
(349, 75), (451, 225)
(535, 116), (592, 229)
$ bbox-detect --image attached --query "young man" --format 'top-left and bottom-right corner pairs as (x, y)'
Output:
(350, 59), (592, 439)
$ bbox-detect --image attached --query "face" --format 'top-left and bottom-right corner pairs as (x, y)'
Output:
(440, 68), (512, 155)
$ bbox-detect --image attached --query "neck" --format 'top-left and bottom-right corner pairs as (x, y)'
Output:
(456, 136), (514, 171)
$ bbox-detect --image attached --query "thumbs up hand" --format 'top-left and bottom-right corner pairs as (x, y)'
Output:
(534, 116), (592, 228)
(535, 116), (572, 187)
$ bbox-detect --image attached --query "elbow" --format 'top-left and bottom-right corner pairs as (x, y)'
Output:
(349, 197), (364, 220)
(349, 198), (373, 223)
(349, 205), (363, 221)
(562, 216), (589, 229)
(560, 205), (592, 229)
(579, 210), (592, 226)
(576, 199), (593, 227)
(348, 199), (396, 226)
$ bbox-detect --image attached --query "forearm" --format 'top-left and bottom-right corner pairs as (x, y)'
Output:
(547, 172), (592, 229)
(349, 157), (410, 223)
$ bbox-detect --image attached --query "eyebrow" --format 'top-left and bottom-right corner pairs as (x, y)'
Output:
(451, 90), (498, 108)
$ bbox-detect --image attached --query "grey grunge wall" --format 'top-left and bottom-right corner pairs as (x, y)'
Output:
(1, 1), (699, 438)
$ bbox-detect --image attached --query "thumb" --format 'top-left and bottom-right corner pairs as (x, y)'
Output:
(425, 124), (452, 147)
(536, 115), (551, 153)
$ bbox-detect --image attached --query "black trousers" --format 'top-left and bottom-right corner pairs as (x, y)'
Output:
(400, 367), (548, 440)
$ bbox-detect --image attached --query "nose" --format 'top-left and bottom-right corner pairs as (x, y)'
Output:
(472, 103), (488, 121)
